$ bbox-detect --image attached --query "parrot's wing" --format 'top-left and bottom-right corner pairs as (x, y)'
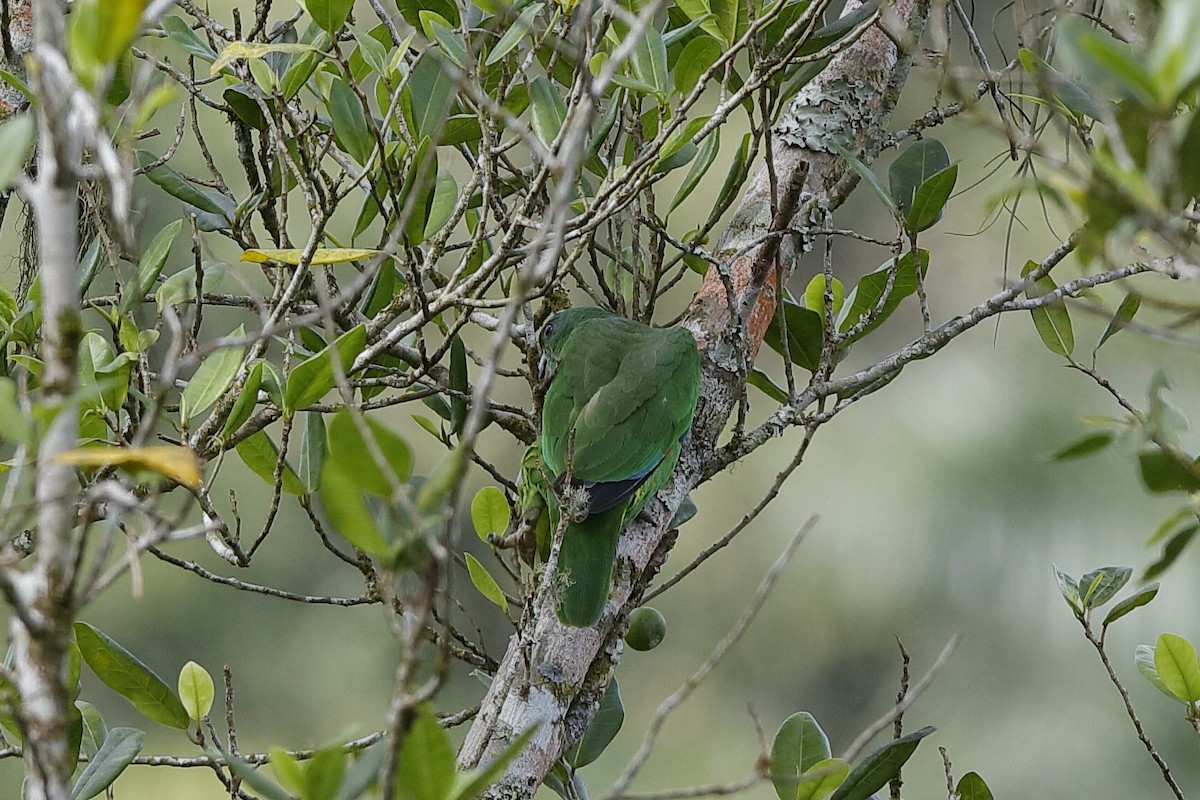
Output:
(543, 319), (700, 487)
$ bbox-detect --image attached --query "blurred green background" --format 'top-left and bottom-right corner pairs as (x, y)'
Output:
(5, 1), (1200, 797)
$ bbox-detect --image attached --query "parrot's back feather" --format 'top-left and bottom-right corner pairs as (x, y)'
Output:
(537, 307), (701, 628)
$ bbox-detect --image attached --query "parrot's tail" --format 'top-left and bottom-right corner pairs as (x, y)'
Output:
(555, 504), (625, 627)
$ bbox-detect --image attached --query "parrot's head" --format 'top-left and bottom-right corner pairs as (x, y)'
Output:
(536, 306), (610, 381)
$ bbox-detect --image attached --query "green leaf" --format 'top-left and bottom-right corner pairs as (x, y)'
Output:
(319, 464), (391, 556)
(1103, 583), (1159, 627)
(674, 37), (721, 97)
(630, 26), (669, 97)
(1019, 48), (1107, 121)
(1022, 260), (1074, 358)
(449, 335), (468, 435)
(221, 361), (263, 440)
(839, 250), (929, 344)
(771, 711), (833, 800)
(669, 128), (720, 213)
(804, 274), (846, 318)
(226, 752), (297, 800)
(1078, 566), (1132, 609)
(466, 553), (509, 613)
(1136, 643), (1181, 700)
(138, 151), (231, 218)
(1095, 294), (1141, 353)
(1053, 563), (1081, 611)
(177, 661), (215, 721)
(74, 622), (190, 730)
(270, 748), (306, 797)
(889, 138), (950, 220)
(235, 431), (307, 495)
(566, 678), (624, 769)
(1154, 633), (1200, 702)
(530, 75), (566, 149)
(486, 4), (542, 66)
(830, 141), (899, 217)
(1052, 432), (1113, 460)
(1137, 449), (1200, 494)
(70, 727), (145, 800)
(121, 218), (184, 314)
(284, 324), (367, 413)
(712, 132), (752, 220)
(0, 377), (33, 445)
(305, 745), (346, 800)
(309, 0), (355, 33)
(298, 412), (327, 494)
(902, 164), (957, 233)
(748, 367), (789, 403)
(409, 57), (456, 141)
(1145, 524), (1198, 581)
(828, 726), (934, 800)
(76, 701), (107, 759)
(334, 743), (387, 800)
(324, 409), (412, 494)
(328, 78), (373, 164)
(764, 299), (824, 373)
(161, 15), (218, 62)
(656, 117), (711, 170)
(397, 706), (456, 800)
(425, 176), (460, 240)
(795, 758), (849, 800)
(471, 487), (510, 542)
(955, 772), (994, 800)
(181, 328), (245, 424)
(0, 114), (34, 191)
(423, 14), (468, 70)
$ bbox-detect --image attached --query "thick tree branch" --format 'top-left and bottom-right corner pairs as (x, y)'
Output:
(457, 2), (930, 796)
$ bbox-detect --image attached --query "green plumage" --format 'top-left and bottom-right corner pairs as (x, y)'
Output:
(536, 307), (700, 627)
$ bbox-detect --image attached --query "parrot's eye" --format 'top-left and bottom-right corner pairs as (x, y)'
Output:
(540, 322), (555, 344)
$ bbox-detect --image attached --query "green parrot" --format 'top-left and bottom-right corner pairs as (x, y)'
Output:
(536, 306), (701, 627)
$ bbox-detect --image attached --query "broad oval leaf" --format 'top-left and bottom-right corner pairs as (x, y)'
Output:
(284, 324), (367, 412)
(298, 411), (328, 495)
(398, 706), (457, 800)
(235, 430), (307, 495)
(955, 772), (994, 800)
(471, 486), (510, 542)
(1052, 432), (1113, 460)
(1154, 633), (1200, 702)
(177, 661), (215, 721)
(1136, 643), (1180, 700)
(1022, 260), (1074, 358)
(73, 623), (190, 730)
(309, 0), (355, 33)
(1079, 565), (1132, 609)
(0, 114), (34, 190)
(324, 409), (412, 494)
(839, 250), (929, 344)
(466, 553), (509, 613)
(70, 727), (145, 800)
(319, 463), (391, 556)
(566, 678), (623, 769)
(828, 726), (934, 800)
(1103, 583), (1159, 627)
(764, 299), (824, 373)
(530, 75), (566, 149)
(771, 711), (832, 800)
(669, 128), (720, 213)
(182, 328), (246, 424)
(903, 163), (958, 232)
(796, 758), (849, 800)
(221, 361), (264, 440)
(328, 77), (373, 164)
(888, 138), (950, 215)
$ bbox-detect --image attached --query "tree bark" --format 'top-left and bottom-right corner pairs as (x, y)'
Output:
(458, 1), (930, 796)
(7, 3), (83, 799)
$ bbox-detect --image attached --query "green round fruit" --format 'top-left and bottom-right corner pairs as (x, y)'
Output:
(625, 607), (667, 651)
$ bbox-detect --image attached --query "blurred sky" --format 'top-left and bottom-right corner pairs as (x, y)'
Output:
(5, 1), (1200, 798)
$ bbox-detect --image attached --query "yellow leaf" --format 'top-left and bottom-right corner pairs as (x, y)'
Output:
(58, 445), (202, 489)
(210, 42), (316, 76)
(239, 248), (385, 266)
